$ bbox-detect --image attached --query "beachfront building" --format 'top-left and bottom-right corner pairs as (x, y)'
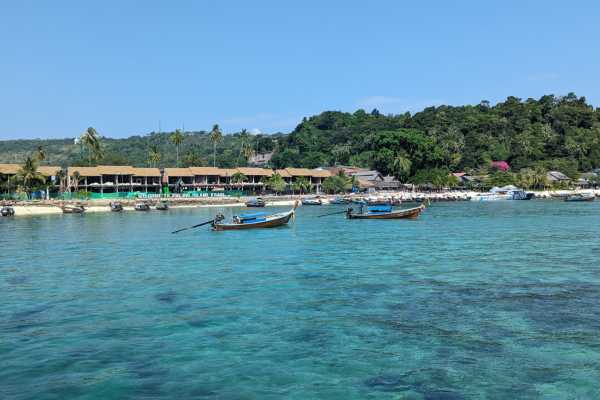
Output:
(235, 168), (273, 189)
(67, 166), (161, 193)
(278, 168), (331, 192)
(546, 171), (570, 185)
(1, 163), (62, 197)
(164, 168), (194, 192)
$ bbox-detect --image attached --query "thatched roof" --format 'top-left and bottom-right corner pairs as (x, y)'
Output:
(0, 164), (61, 176)
(283, 168), (332, 178)
(236, 167), (273, 176)
(132, 168), (161, 177)
(164, 168), (194, 177)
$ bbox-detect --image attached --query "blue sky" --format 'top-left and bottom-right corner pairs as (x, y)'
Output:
(1, 1), (599, 139)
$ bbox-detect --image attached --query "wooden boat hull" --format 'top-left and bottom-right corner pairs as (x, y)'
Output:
(565, 196), (595, 202)
(62, 207), (85, 214)
(1, 206), (15, 216)
(347, 205), (424, 220)
(245, 202), (265, 207)
(302, 200), (322, 205)
(213, 211), (293, 231)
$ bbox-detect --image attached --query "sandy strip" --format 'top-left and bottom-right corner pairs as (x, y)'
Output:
(9, 200), (299, 217)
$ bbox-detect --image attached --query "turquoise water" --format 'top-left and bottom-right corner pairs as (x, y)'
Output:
(2, 201), (600, 399)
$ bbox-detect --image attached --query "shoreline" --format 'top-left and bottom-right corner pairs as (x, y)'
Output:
(3, 189), (599, 217)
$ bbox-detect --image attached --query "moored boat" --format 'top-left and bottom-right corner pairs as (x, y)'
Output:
(302, 196), (323, 205)
(134, 201), (151, 211)
(61, 203), (85, 214)
(155, 201), (170, 210)
(346, 204), (425, 220)
(329, 195), (349, 205)
(1, 206), (15, 217)
(212, 202), (298, 231)
(565, 192), (595, 202)
(109, 201), (123, 212)
(245, 197), (266, 207)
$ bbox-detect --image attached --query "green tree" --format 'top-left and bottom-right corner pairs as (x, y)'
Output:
(292, 176), (313, 194)
(170, 129), (184, 166)
(80, 127), (103, 166)
(263, 173), (286, 194)
(230, 171), (248, 191)
(210, 124), (223, 167)
(16, 156), (45, 199)
(148, 145), (161, 167)
(71, 171), (81, 192)
(36, 146), (46, 162)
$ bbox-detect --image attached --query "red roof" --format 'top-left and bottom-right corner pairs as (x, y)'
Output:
(491, 161), (509, 171)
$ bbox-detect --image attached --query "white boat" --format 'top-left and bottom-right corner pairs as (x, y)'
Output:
(471, 185), (533, 201)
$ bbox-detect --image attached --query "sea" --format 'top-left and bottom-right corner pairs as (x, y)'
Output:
(1, 200), (599, 399)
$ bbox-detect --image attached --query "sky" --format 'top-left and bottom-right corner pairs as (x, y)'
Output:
(1, 0), (599, 139)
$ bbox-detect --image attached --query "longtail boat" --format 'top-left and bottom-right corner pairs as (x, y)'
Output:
(245, 197), (266, 207)
(155, 201), (170, 210)
(346, 204), (425, 220)
(1, 206), (15, 217)
(134, 201), (151, 211)
(61, 203), (85, 214)
(564, 192), (595, 202)
(109, 201), (123, 212)
(212, 202), (298, 231)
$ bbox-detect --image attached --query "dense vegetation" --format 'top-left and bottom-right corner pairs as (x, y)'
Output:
(272, 93), (600, 182)
(2, 94), (599, 187)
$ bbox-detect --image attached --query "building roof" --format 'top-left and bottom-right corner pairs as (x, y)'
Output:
(133, 168), (161, 177)
(0, 164), (22, 175)
(236, 167), (273, 176)
(547, 171), (570, 181)
(96, 165), (137, 175)
(0, 164), (61, 176)
(284, 168), (332, 178)
(164, 167), (194, 177)
(188, 167), (224, 176)
(68, 165), (138, 176)
(38, 166), (62, 176)
(275, 169), (292, 178)
(352, 170), (383, 181)
(68, 166), (101, 177)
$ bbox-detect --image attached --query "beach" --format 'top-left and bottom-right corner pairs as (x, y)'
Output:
(5, 189), (599, 217)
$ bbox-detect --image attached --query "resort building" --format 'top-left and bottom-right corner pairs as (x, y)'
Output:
(546, 171), (570, 184)
(67, 166), (161, 193)
(1, 163), (62, 196)
(277, 168), (331, 191)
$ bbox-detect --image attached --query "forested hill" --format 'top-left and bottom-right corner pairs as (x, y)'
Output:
(0, 131), (283, 168)
(1, 94), (599, 180)
(270, 93), (600, 180)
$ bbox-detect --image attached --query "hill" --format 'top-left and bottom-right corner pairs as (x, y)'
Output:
(2, 93), (599, 182)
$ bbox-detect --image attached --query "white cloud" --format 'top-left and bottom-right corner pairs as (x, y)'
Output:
(250, 128), (262, 134)
(355, 96), (446, 114)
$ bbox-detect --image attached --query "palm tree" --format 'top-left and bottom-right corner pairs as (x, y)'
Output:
(230, 172), (248, 192)
(292, 176), (312, 194)
(36, 146), (46, 162)
(331, 144), (350, 165)
(393, 155), (412, 182)
(170, 129), (184, 166)
(56, 169), (67, 195)
(239, 129), (254, 164)
(148, 145), (161, 167)
(80, 127), (103, 166)
(209, 124), (223, 167)
(71, 171), (81, 193)
(263, 173), (286, 194)
(16, 156), (45, 199)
